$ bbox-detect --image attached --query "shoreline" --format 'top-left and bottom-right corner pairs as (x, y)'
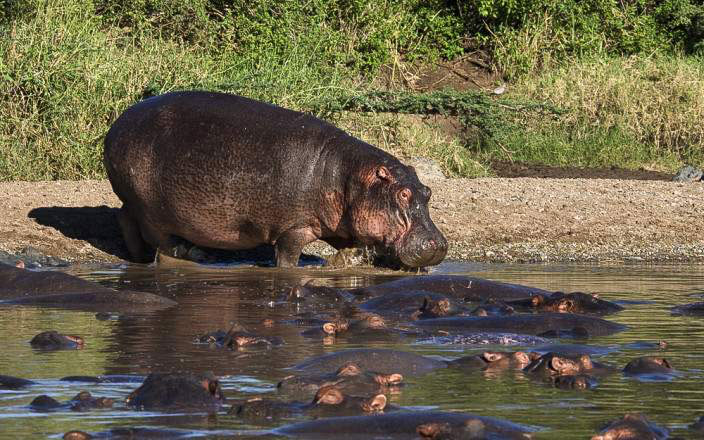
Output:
(1, 178), (703, 265)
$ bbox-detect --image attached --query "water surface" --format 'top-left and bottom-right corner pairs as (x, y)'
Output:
(1, 261), (703, 438)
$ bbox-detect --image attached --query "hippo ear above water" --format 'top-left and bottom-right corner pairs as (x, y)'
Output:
(363, 394), (387, 412)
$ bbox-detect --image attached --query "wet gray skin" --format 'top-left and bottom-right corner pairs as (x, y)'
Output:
(278, 362), (403, 398)
(62, 427), (196, 439)
(671, 301), (704, 316)
(553, 374), (597, 390)
(0, 375), (35, 389)
(346, 275), (555, 302)
(523, 352), (617, 377)
(60, 375), (145, 384)
(195, 327), (283, 348)
(292, 348), (447, 376)
(0, 263), (177, 311)
(30, 330), (84, 350)
(230, 384), (388, 422)
(413, 313), (627, 338)
(275, 410), (536, 439)
(125, 373), (225, 411)
(29, 391), (114, 412)
(358, 291), (468, 320)
(622, 357), (676, 380)
(446, 351), (535, 372)
(470, 299), (515, 317)
(506, 291), (624, 316)
(591, 413), (668, 440)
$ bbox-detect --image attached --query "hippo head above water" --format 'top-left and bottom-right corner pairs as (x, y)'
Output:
(345, 162), (448, 268)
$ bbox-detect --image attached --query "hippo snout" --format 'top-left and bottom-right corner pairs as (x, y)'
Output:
(398, 232), (448, 268)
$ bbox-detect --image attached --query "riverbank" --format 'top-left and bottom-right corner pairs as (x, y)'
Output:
(1, 177), (702, 265)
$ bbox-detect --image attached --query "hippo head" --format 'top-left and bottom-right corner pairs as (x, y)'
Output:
(346, 162), (448, 268)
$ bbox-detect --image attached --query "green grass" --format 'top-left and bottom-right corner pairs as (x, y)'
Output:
(0, 0), (703, 181)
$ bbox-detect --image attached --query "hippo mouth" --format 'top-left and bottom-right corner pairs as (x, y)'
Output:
(385, 230), (448, 268)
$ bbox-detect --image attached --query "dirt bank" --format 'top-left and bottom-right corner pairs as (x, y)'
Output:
(1, 177), (703, 264)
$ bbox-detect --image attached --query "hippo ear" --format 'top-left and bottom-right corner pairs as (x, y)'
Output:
(314, 386), (343, 405)
(558, 299), (574, 312)
(551, 357), (578, 374)
(376, 165), (392, 181)
(658, 358), (672, 369)
(416, 422), (450, 438)
(336, 363), (362, 376)
(474, 307), (488, 317)
(579, 354), (593, 369)
(482, 352), (504, 363)
(513, 351), (530, 365)
(531, 295), (545, 307)
(364, 394), (386, 412)
(375, 373), (403, 385)
(463, 419), (486, 436)
(207, 379), (220, 396)
(322, 322), (337, 335)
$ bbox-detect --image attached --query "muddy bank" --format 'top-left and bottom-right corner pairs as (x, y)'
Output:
(0, 178), (703, 264)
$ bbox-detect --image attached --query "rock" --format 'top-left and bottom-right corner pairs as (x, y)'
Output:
(672, 165), (703, 182)
(403, 157), (446, 182)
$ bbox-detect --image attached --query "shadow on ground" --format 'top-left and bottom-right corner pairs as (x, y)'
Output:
(28, 206), (130, 260)
(26, 206), (326, 266)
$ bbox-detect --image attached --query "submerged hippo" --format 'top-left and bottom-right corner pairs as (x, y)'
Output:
(671, 301), (704, 316)
(0, 375), (35, 389)
(414, 313), (626, 338)
(231, 384), (388, 421)
(0, 263), (176, 311)
(622, 357), (676, 381)
(29, 391), (114, 412)
(292, 348), (447, 376)
(126, 372), (225, 411)
(278, 362), (403, 398)
(507, 292), (623, 316)
(330, 275), (554, 302)
(591, 413), (668, 440)
(30, 331), (84, 350)
(104, 91), (447, 268)
(276, 411), (535, 439)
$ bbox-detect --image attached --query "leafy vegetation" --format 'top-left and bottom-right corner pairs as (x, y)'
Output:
(0, 0), (703, 180)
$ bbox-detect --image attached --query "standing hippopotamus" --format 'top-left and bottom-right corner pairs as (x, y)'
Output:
(104, 91), (447, 268)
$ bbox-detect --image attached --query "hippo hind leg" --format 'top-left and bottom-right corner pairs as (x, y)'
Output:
(275, 227), (318, 267)
(117, 207), (154, 263)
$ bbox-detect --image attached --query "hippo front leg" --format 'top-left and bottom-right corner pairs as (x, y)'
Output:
(275, 228), (318, 267)
(117, 207), (152, 263)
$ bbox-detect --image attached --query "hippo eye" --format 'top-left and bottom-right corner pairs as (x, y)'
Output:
(398, 188), (412, 203)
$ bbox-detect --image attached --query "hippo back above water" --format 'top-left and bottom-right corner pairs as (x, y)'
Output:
(104, 91), (447, 267)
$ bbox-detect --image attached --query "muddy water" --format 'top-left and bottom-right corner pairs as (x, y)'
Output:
(1, 262), (704, 439)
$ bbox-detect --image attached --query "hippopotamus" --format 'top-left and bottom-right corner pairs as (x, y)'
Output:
(126, 372), (225, 410)
(292, 348), (447, 377)
(30, 330), (84, 350)
(671, 301), (704, 316)
(358, 291), (468, 320)
(414, 313), (627, 338)
(275, 411), (536, 439)
(29, 391), (114, 412)
(230, 384), (388, 421)
(104, 91), (447, 268)
(507, 292), (624, 316)
(523, 352), (615, 377)
(195, 326), (283, 349)
(471, 299), (515, 316)
(553, 374), (597, 390)
(591, 413), (668, 440)
(622, 357), (676, 380)
(63, 428), (194, 439)
(447, 351), (535, 372)
(278, 362), (403, 398)
(0, 375), (35, 389)
(60, 375), (144, 384)
(0, 263), (176, 311)
(300, 313), (392, 341)
(293, 275), (554, 303)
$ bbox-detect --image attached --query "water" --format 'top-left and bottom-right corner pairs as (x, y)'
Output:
(1, 261), (704, 438)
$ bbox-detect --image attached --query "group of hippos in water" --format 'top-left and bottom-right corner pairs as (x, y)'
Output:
(2, 261), (704, 439)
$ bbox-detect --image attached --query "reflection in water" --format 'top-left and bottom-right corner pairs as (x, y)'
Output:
(1, 262), (704, 438)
